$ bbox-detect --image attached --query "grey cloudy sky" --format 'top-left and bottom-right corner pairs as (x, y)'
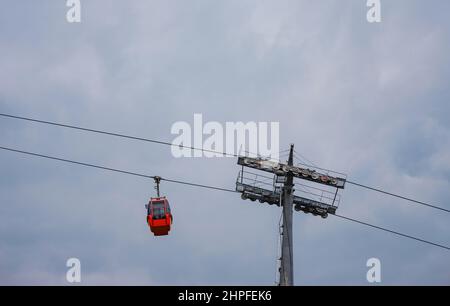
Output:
(0, 0), (449, 285)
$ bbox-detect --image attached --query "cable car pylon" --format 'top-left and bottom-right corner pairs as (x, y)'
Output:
(279, 144), (294, 286)
(235, 144), (346, 285)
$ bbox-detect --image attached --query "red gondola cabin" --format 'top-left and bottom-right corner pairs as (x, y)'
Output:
(146, 197), (173, 236)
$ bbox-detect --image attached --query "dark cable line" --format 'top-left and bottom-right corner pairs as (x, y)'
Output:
(0, 146), (236, 193)
(0, 112), (291, 163)
(291, 148), (449, 214)
(0, 146), (156, 180)
(1, 145), (449, 252)
(161, 178), (236, 193)
(293, 149), (317, 167)
(0, 113), (238, 158)
(291, 147), (449, 213)
(292, 150), (347, 177)
(347, 181), (450, 214)
(2, 112), (446, 214)
(332, 214), (450, 251)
